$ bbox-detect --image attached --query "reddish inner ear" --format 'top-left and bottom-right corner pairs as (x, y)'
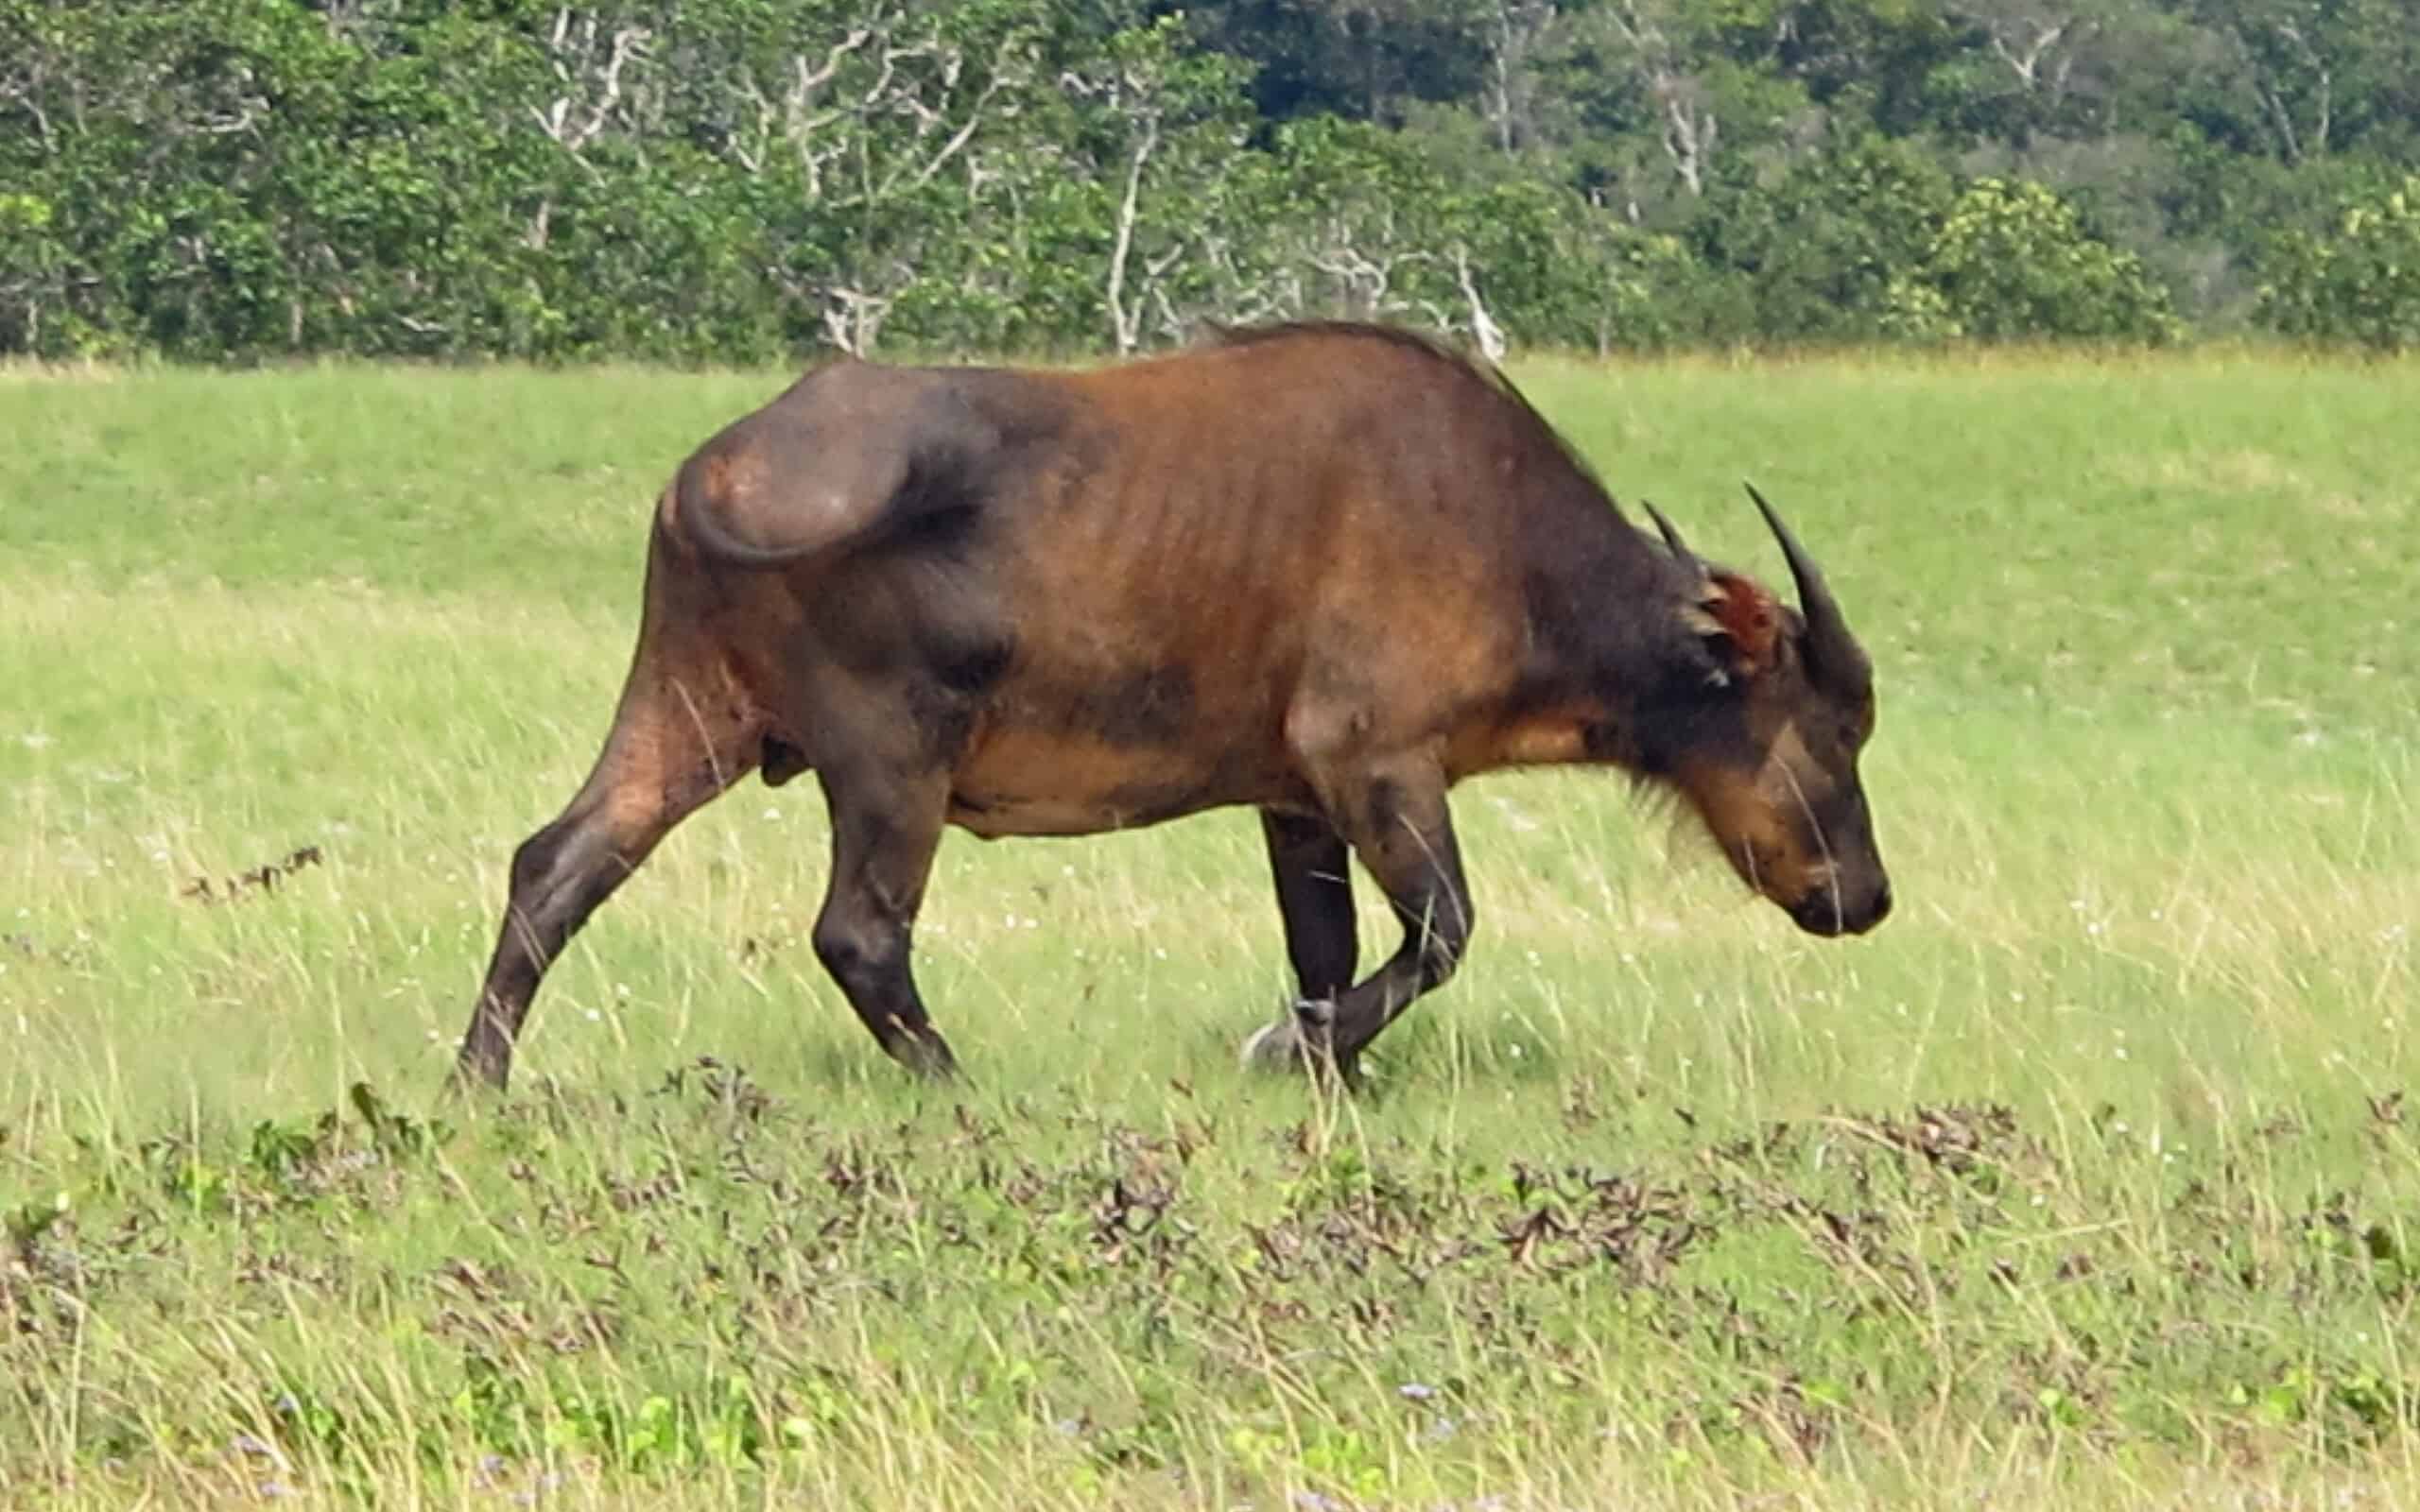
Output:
(1708, 572), (1780, 676)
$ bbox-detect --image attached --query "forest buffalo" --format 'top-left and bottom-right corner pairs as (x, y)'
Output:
(455, 322), (1891, 1090)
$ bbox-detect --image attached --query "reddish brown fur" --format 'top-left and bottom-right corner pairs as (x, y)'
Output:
(1705, 574), (1780, 678)
(454, 323), (1890, 1091)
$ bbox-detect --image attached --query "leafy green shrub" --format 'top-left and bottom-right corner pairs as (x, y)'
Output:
(1922, 179), (2183, 344)
(1681, 147), (2177, 347)
(2256, 177), (2420, 352)
(1685, 139), (1959, 343)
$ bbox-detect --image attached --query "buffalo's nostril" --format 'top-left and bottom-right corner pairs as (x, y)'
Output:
(1869, 880), (1893, 925)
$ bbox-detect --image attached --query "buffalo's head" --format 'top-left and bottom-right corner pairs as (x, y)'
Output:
(1644, 486), (1892, 937)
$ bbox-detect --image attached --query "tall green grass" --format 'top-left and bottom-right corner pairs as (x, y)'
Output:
(1, 352), (2414, 1509)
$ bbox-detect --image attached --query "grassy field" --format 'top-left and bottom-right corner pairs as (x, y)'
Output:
(1, 350), (2414, 1510)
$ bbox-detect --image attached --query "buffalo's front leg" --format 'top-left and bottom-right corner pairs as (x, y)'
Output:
(1242, 808), (1362, 1072)
(810, 763), (959, 1078)
(1260, 808), (1359, 1003)
(1244, 755), (1472, 1081)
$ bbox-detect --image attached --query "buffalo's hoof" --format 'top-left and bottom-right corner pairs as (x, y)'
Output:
(1239, 1018), (1305, 1072)
(445, 1053), (511, 1099)
(1239, 997), (1335, 1074)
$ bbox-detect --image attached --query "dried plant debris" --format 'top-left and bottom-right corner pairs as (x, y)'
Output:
(181, 845), (323, 905)
(11, 1075), (2420, 1499)
(4, 931), (102, 971)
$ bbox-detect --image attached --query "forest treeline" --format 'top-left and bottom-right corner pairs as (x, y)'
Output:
(2, 0), (2416, 363)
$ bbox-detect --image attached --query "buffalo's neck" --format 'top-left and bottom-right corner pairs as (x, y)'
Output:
(1474, 499), (1705, 782)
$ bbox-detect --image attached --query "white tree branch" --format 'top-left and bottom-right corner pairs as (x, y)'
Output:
(1104, 115), (1160, 352)
(533, 13), (651, 154)
(1454, 247), (1508, 360)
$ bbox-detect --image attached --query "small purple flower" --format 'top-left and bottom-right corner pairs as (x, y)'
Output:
(257, 1481), (290, 1500)
(1397, 1382), (1438, 1401)
(1290, 1493), (1341, 1512)
(232, 1434), (274, 1459)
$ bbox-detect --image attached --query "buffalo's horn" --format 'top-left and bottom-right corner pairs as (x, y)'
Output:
(1743, 481), (1869, 686)
(1639, 501), (1703, 576)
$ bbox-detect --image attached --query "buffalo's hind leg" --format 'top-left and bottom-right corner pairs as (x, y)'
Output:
(454, 664), (761, 1092)
(809, 761), (959, 1078)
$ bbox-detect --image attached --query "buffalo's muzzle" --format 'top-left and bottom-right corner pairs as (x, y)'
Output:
(1788, 876), (1892, 937)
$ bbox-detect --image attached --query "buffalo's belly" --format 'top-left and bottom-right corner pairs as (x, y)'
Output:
(944, 725), (1285, 839)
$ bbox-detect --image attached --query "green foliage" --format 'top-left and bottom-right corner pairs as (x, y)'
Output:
(1682, 145), (2183, 346)
(2, 0), (2417, 359)
(1922, 179), (2185, 343)
(2256, 176), (2420, 351)
(1687, 138), (1961, 343)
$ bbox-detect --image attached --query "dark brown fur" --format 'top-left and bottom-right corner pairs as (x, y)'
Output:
(454, 322), (1891, 1089)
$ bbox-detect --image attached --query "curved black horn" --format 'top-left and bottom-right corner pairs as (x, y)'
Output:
(1639, 500), (1703, 576)
(1743, 481), (1869, 686)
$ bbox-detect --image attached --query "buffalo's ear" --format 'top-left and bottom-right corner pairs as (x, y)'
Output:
(1681, 572), (1781, 683)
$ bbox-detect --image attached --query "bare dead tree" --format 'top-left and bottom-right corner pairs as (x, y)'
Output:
(314, 0), (394, 46)
(820, 284), (894, 355)
(1453, 248), (1508, 360)
(2243, 17), (2331, 163)
(532, 9), (654, 157)
(1608, 2), (1718, 196)
(728, 26), (878, 182)
(1103, 112), (1160, 353)
(727, 11), (1031, 203)
(1059, 44), (1217, 354)
(522, 9), (658, 254)
(1944, 1), (2101, 110)
(2000, 21), (2083, 94)
(645, 0), (1037, 355)
(873, 41), (1026, 198)
(1305, 238), (1432, 318)
(0, 66), (53, 154)
(1482, 0), (1562, 156)
(1157, 230), (1297, 341)
(1656, 82), (1716, 196)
